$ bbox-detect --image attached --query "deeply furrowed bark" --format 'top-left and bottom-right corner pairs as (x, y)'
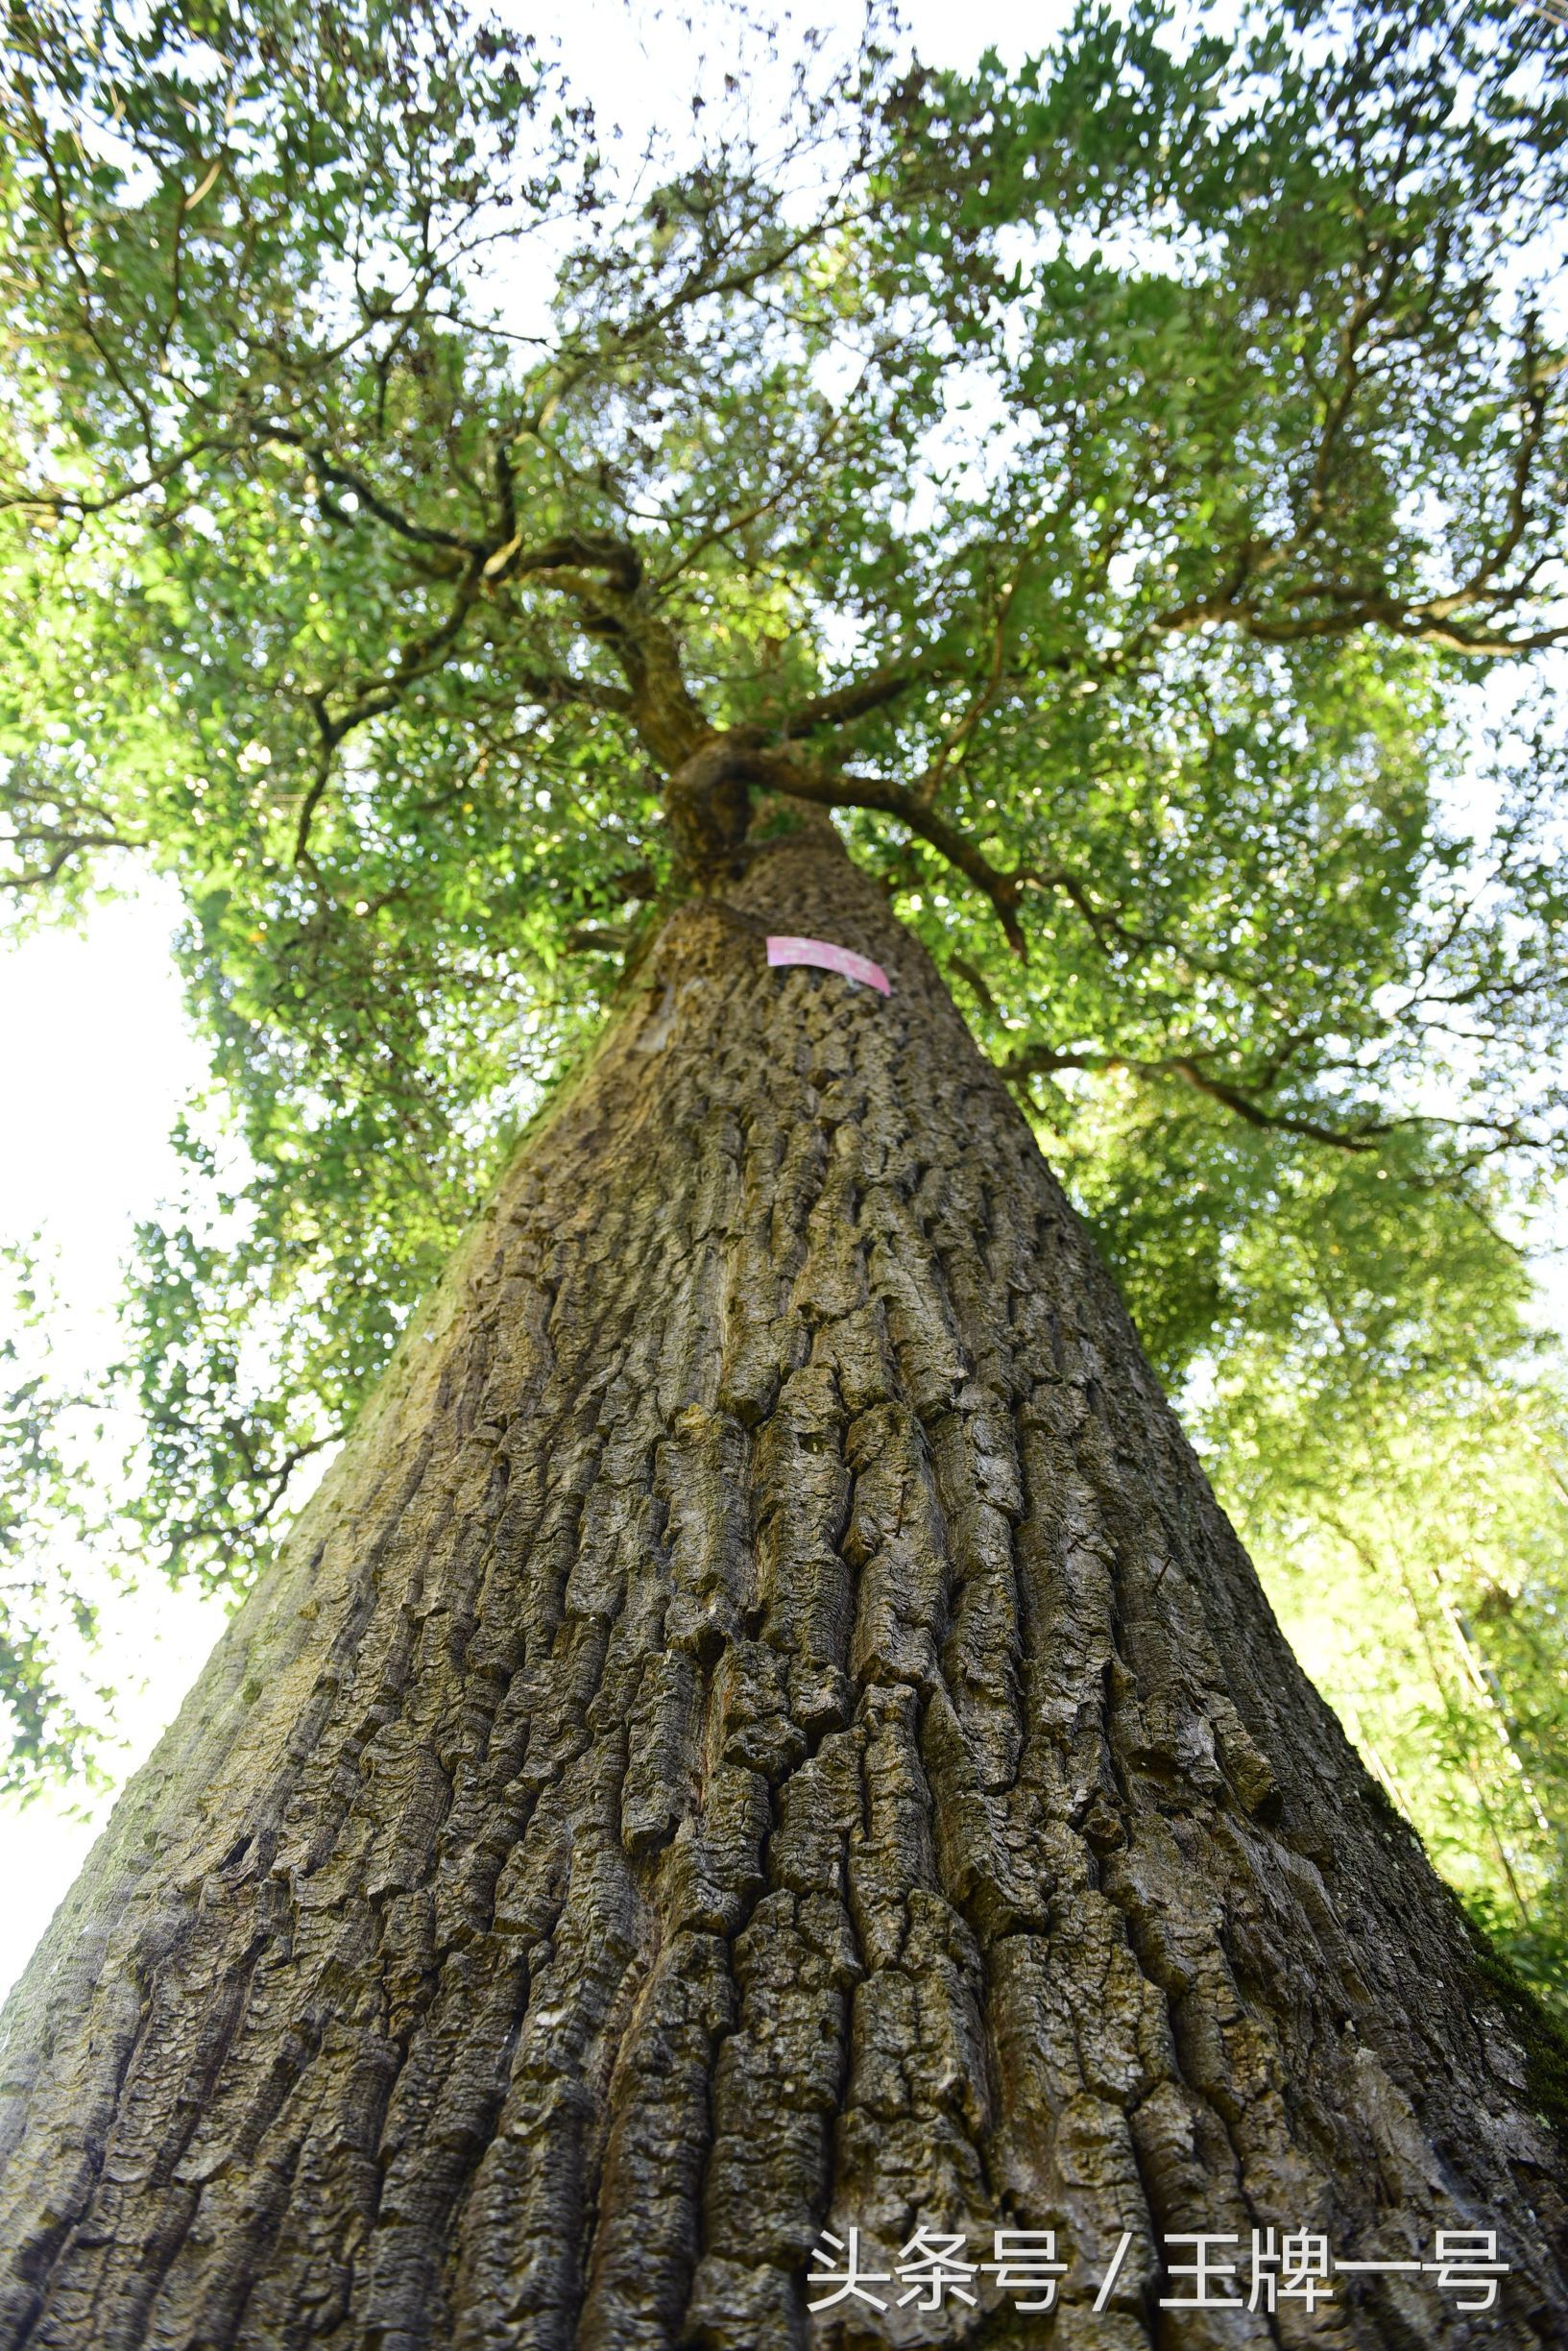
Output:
(0, 828), (1563, 2351)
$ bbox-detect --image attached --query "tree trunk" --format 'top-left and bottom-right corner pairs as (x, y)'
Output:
(0, 828), (1562, 2351)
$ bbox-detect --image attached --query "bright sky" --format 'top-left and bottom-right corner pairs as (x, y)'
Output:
(0, 0), (1563, 2002)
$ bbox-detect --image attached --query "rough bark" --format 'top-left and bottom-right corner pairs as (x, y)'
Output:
(0, 828), (1562, 2350)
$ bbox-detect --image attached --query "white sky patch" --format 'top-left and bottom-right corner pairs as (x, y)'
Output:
(0, 886), (205, 1343)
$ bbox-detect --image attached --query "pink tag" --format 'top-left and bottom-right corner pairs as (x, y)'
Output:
(766, 934), (891, 995)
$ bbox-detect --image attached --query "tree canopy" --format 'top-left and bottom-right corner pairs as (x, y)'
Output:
(1, 0), (1565, 2000)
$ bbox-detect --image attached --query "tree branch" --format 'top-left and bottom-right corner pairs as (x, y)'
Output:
(778, 661), (935, 739)
(1004, 1045), (1391, 1151)
(1151, 583), (1568, 659)
(0, 832), (143, 891)
(767, 757), (1030, 951)
(260, 428), (489, 556)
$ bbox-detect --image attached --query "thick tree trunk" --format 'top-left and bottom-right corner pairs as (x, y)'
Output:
(0, 829), (1562, 2350)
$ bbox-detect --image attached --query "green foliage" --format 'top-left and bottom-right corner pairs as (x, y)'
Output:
(0, 0), (1565, 1999)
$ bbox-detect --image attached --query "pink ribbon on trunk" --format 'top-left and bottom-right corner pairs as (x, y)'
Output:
(766, 934), (891, 995)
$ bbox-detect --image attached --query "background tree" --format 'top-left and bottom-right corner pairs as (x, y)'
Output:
(1, 0), (1567, 2340)
(0, 1241), (108, 1788)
